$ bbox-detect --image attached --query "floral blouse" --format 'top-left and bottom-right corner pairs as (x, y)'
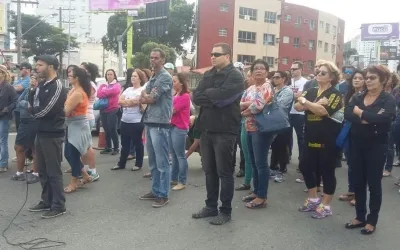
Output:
(241, 81), (273, 132)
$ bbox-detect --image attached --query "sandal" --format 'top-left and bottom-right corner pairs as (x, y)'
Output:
(64, 184), (78, 193)
(242, 194), (256, 202)
(361, 225), (376, 235)
(245, 199), (267, 209)
(339, 193), (355, 201)
(345, 220), (366, 229)
(78, 177), (93, 187)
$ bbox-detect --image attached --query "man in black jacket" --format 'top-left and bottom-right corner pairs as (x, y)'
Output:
(28, 55), (67, 219)
(192, 43), (244, 225)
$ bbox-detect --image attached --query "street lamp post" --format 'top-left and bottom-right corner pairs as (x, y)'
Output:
(67, 0), (72, 66)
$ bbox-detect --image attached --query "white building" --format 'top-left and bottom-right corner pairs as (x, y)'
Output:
(35, 0), (110, 43)
(350, 34), (400, 71)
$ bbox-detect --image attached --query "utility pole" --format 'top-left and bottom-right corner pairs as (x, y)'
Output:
(57, 6), (74, 75)
(12, 0), (39, 64)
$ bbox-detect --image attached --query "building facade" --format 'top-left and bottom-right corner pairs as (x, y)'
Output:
(196, 0), (235, 69)
(196, 0), (345, 74)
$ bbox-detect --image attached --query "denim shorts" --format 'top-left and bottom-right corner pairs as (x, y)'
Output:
(15, 120), (37, 148)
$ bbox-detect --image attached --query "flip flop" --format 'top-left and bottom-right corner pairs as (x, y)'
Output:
(64, 185), (78, 193)
(339, 193), (355, 201)
(245, 200), (267, 209)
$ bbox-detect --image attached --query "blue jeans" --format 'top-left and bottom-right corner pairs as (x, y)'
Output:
(247, 131), (276, 199)
(169, 127), (189, 185)
(385, 125), (395, 171)
(344, 147), (354, 193)
(0, 119), (10, 168)
(289, 114), (305, 160)
(64, 141), (84, 178)
(129, 141), (136, 156)
(146, 125), (170, 198)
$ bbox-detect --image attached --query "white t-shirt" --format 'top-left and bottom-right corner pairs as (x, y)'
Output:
(121, 86), (144, 123)
(289, 77), (308, 115)
(87, 81), (97, 120)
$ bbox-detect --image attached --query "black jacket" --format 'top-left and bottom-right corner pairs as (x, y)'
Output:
(193, 64), (244, 135)
(29, 77), (67, 137)
(344, 91), (396, 144)
(0, 82), (17, 120)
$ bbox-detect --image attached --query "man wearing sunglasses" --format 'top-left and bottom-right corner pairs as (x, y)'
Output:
(337, 66), (355, 97)
(13, 62), (32, 131)
(192, 43), (244, 225)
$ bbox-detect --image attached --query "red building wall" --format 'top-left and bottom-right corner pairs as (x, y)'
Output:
(278, 3), (319, 75)
(196, 0), (235, 69)
(336, 18), (345, 69)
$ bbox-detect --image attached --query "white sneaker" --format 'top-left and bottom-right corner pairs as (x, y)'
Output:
(12, 157), (17, 162)
(296, 178), (304, 183)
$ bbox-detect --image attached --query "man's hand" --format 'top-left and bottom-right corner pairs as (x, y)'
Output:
(241, 108), (252, 117)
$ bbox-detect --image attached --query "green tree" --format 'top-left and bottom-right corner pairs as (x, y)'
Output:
(343, 48), (358, 63)
(9, 13), (78, 57)
(132, 41), (176, 69)
(102, 0), (194, 55)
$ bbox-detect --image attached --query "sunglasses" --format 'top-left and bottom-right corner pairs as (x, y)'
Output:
(344, 70), (353, 75)
(316, 70), (329, 76)
(366, 75), (378, 81)
(210, 52), (227, 58)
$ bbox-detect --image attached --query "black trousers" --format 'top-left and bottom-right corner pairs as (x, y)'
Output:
(233, 133), (245, 171)
(200, 132), (236, 214)
(300, 145), (337, 195)
(35, 135), (65, 210)
(270, 128), (291, 172)
(118, 122), (145, 168)
(350, 140), (386, 226)
(100, 109), (119, 150)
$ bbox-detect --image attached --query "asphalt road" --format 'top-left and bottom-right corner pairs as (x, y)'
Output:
(0, 134), (400, 250)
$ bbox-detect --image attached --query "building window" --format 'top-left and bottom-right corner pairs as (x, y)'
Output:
(332, 25), (337, 35)
(238, 31), (256, 44)
(283, 36), (290, 44)
(284, 15), (291, 21)
(319, 21), (324, 29)
(294, 37), (300, 48)
(325, 23), (330, 33)
(309, 40), (315, 50)
(295, 16), (302, 25)
(263, 34), (275, 45)
(307, 60), (314, 71)
(338, 27), (341, 34)
(219, 28), (227, 37)
(237, 55), (255, 65)
(310, 20), (317, 30)
(324, 42), (328, 52)
(239, 7), (257, 21)
(331, 44), (336, 54)
(282, 57), (289, 65)
(264, 11), (277, 23)
(293, 58), (300, 62)
(318, 40), (322, 48)
(220, 3), (229, 12)
(262, 57), (275, 67)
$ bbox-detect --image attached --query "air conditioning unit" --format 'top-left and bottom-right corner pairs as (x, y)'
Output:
(244, 15), (250, 20)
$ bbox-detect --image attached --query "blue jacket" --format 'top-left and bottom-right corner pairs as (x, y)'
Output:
(142, 68), (173, 125)
(17, 87), (34, 120)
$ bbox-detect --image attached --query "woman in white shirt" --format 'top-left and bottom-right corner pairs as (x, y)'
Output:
(112, 69), (146, 171)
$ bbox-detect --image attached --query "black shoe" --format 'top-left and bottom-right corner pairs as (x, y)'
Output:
(235, 184), (251, 191)
(111, 149), (120, 155)
(345, 221), (366, 229)
(209, 213), (231, 225)
(41, 209), (66, 219)
(29, 201), (51, 212)
(236, 169), (244, 178)
(100, 149), (112, 154)
(361, 227), (375, 235)
(192, 207), (218, 219)
(27, 174), (39, 184)
(139, 192), (157, 200)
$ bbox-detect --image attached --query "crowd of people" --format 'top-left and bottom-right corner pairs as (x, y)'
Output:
(0, 43), (399, 234)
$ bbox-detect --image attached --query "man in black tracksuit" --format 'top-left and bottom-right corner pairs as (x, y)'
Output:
(192, 43), (244, 225)
(28, 55), (67, 219)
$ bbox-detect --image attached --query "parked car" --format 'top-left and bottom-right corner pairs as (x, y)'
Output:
(93, 77), (126, 134)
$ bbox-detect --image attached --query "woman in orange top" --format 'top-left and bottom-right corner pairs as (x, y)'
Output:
(64, 66), (93, 193)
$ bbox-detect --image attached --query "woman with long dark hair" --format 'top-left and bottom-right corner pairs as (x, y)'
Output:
(63, 66), (93, 193)
(169, 73), (191, 190)
(123, 68), (136, 160)
(344, 65), (395, 235)
(97, 69), (121, 155)
(339, 69), (366, 205)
